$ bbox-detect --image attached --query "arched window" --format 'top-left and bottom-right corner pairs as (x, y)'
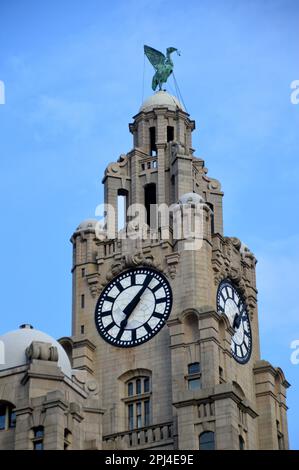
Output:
(199, 431), (215, 450)
(239, 435), (245, 450)
(32, 426), (44, 450)
(126, 377), (151, 430)
(0, 401), (16, 431)
(187, 362), (201, 390)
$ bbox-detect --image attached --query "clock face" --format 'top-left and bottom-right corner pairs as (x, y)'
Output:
(216, 280), (252, 364)
(95, 267), (173, 348)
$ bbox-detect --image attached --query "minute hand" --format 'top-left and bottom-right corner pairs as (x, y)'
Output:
(120, 277), (151, 329)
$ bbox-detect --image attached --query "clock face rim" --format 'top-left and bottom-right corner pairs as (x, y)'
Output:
(216, 279), (252, 365)
(94, 266), (173, 348)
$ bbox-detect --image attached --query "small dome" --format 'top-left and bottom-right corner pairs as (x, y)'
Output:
(178, 192), (204, 205)
(0, 325), (72, 377)
(76, 218), (98, 232)
(140, 90), (184, 112)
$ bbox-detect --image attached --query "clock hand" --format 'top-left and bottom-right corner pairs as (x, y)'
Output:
(120, 276), (152, 329)
(233, 312), (242, 330)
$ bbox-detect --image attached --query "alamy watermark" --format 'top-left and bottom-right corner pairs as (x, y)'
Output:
(0, 80), (5, 104)
(94, 201), (207, 251)
(290, 80), (299, 104)
(290, 339), (299, 365)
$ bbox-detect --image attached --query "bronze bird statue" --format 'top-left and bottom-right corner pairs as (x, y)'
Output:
(144, 45), (180, 91)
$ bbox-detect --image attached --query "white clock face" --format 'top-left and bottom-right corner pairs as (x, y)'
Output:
(95, 267), (173, 347)
(217, 280), (252, 364)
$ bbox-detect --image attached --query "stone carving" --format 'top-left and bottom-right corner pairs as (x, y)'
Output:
(202, 174), (222, 191)
(72, 370), (99, 397)
(105, 154), (128, 178)
(86, 273), (102, 298)
(26, 341), (59, 362)
(105, 252), (163, 284)
(165, 252), (180, 279)
(170, 141), (186, 159)
(212, 235), (257, 318)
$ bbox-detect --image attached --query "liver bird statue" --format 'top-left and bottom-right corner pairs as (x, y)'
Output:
(144, 45), (180, 91)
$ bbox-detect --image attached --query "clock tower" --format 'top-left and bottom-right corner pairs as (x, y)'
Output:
(70, 90), (290, 450)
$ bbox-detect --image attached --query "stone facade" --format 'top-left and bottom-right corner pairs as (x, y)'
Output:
(0, 91), (289, 450)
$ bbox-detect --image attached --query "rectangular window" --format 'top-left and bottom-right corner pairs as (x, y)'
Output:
(167, 126), (174, 142)
(128, 382), (134, 396)
(144, 400), (150, 426)
(128, 404), (134, 430)
(136, 402), (142, 428)
(80, 325), (85, 334)
(33, 441), (43, 450)
(188, 362), (200, 374)
(9, 410), (16, 428)
(136, 379), (141, 395)
(81, 294), (85, 309)
(144, 377), (150, 393)
(0, 405), (6, 430)
(81, 268), (85, 277)
(188, 378), (201, 390)
(149, 127), (156, 156)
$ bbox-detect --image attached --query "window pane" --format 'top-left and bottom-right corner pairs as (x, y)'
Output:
(136, 402), (142, 428)
(188, 378), (201, 390)
(33, 441), (43, 450)
(128, 382), (134, 396)
(136, 379), (141, 395)
(188, 362), (200, 374)
(34, 427), (44, 439)
(144, 400), (150, 426)
(199, 432), (215, 450)
(9, 409), (16, 428)
(239, 435), (245, 450)
(144, 377), (150, 393)
(128, 404), (134, 430)
(0, 405), (6, 430)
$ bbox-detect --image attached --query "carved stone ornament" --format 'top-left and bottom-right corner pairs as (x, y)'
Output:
(86, 273), (102, 298)
(105, 252), (163, 284)
(26, 341), (59, 362)
(212, 235), (257, 318)
(105, 154), (128, 177)
(72, 370), (99, 397)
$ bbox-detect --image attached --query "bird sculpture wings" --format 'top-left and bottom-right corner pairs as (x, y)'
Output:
(144, 45), (180, 91)
(144, 45), (166, 71)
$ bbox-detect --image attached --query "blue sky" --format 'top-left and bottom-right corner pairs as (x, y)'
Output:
(0, 0), (298, 448)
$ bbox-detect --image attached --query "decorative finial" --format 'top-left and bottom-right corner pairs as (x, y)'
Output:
(144, 45), (180, 92)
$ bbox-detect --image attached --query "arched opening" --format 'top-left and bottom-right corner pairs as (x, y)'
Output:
(144, 183), (157, 227)
(58, 337), (73, 367)
(199, 431), (215, 450)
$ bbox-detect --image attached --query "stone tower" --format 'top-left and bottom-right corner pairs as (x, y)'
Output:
(70, 90), (290, 450)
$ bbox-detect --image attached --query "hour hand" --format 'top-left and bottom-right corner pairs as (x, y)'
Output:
(120, 276), (151, 329)
(233, 312), (242, 330)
